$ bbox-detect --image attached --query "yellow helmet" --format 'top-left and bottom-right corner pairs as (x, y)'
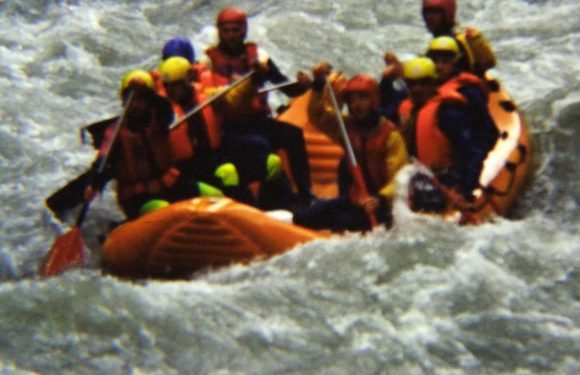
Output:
(119, 69), (154, 92)
(403, 57), (438, 80)
(427, 36), (461, 58)
(158, 56), (192, 83)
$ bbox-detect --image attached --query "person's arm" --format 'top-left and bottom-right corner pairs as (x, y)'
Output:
(458, 85), (499, 153)
(379, 52), (408, 124)
(264, 59), (310, 97)
(307, 77), (343, 144)
(438, 102), (488, 199)
(377, 130), (409, 201)
(259, 49), (309, 98)
(379, 77), (408, 125)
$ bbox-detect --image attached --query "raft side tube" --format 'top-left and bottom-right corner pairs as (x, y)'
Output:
(103, 198), (326, 279)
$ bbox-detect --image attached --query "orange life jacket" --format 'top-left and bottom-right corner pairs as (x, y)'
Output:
(399, 92), (467, 169)
(150, 70), (165, 97)
(439, 72), (488, 100)
(109, 121), (179, 201)
(205, 42), (269, 115)
(169, 87), (222, 162)
(347, 117), (396, 197)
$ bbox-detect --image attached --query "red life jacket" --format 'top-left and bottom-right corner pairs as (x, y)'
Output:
(110, 120), (179, 202)
(169, 87), (222, 162)
(346, 117), (396, 198)
(205, 42), (269, 115)
(399, 91), (467, 169)
(206, 42), (259, 77)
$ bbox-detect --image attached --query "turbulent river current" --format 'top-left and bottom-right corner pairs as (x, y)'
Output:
(0, 0), (578, 374)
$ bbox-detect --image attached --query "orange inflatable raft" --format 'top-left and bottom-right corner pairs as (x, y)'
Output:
(103, 198), (326, 279)
(102, 74), (531, 278)
(463, 74), (532, 222)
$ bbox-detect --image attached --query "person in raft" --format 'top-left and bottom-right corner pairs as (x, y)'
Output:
(83, 70), (225, 219)
(426, 36), (499, 155)
(150, 37), (212, 93)
(157, 55), (295, 208)
(202, 6), (317, 208)
(292, 63), (409, 232)
(397, 57), (494, 209)
(421, 0), (497, 77)
(378, 0), (498, 124)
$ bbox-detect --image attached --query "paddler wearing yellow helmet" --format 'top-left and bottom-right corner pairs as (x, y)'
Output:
(426, 36), (500, 161)
(421, 0), (496, 76)
(398, 56), (494, 203)
(156, 55), (296, 211)
(83, 69), (184, 219)
(426, 36), (462, 84)
(157, 55), (252, 205)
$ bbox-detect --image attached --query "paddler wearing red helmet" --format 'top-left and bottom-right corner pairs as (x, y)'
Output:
(202, 7), (316, 209)
(293, 63), (409, 232)
(421, 0), (497, 76)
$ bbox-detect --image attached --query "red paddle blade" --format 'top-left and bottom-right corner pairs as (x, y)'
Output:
(41, 227), (84, 277)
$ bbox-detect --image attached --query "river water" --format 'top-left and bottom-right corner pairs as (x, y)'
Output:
(0, 0), (578, 374)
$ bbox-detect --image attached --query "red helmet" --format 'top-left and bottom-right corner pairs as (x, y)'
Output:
(422, 0), (456, 25)
(343, 75), (380, 109)
(217, 7), (248, 30)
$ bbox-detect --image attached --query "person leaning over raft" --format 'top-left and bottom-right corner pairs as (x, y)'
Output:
(83, 70), (222, 219)
(398, 57), (492, 204)
(202, 6), (316, 208)
(293, 63), (409, 232)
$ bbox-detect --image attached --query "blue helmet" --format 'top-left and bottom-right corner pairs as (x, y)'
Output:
(161, 37), (195, 63)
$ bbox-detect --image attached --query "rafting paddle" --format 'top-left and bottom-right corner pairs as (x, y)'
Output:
(325, 79), (379, 228)
(45, 71), (255, 218)
(168, 70), (255, 129)
(41, 91), (135, 277)
(258, 80), (298, 94)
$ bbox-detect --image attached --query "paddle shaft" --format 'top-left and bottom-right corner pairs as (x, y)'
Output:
(168, 70), (255, 129)
(96, 91), (134, 172)
(258, 80), (298, 94)
(73, 90), (135, 228)
(325, 80), (379, 228)
(41, 92), (136, 277)
(47, 72), (254, 215)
